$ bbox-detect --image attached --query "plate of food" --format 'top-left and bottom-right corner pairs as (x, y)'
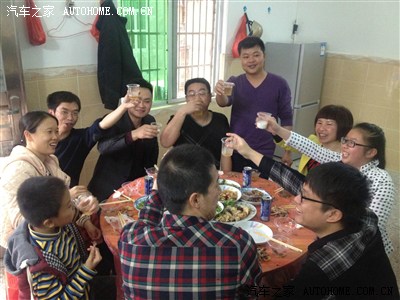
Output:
(134, 195), (149, 211)
(218, 178), (241, 189)
(236, 221), (273, 244)
(219, 185), (242, 206)
(213, 202), (256, 224)
(241, 188), (272, 205)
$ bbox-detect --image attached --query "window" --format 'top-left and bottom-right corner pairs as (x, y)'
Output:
(119, 0), (168, 101)
(119, 0), (220, 102)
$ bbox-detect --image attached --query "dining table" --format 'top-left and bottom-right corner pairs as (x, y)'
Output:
(99, 172), (316, 300)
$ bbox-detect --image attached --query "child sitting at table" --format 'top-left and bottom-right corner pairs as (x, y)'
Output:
(4, 176), (102, 299)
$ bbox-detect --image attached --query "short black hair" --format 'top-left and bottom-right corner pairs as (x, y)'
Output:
(19, 111), (58, 146)
(126, 78), (153, 95)
(305, 162), (371, 230)
(314, 105), (354, 140)
(17, 176), (68, 227)
(238, 36), (265, 55)
(47, 91), (81, 111)
(157, 145), (215, 214)
(184, 78), (211, 94)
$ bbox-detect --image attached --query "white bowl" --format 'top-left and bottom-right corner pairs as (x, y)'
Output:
(218, 178), (241, 189)
(219, 185), (242, 204)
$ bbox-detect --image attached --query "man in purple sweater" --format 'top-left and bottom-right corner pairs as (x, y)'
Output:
(215, 36), (293, 171)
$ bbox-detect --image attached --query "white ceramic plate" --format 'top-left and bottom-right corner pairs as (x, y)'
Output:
(217, 202), (257, 225)
(219, 185), (242, 203)
(241, 188), (272, 205)
(236, 221), (273, 244)
(218, 179), (241, 189)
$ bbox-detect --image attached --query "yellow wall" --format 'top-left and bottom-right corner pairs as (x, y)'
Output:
(23, 53), (399, 186)
(321, 54), (399, 171)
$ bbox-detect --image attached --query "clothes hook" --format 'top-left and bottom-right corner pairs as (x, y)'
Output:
(243, 6), (247, 13)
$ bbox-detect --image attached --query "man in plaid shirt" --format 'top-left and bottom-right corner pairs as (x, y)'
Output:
(119, 145), (262, 299)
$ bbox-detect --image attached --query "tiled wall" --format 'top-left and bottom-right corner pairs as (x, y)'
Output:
(23, 66), (230, 185)
(24, 65), (110, 186)
(321, 54), (399, 171)
(23, 53), (399, 187)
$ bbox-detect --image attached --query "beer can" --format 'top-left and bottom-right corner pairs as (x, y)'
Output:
(242, 166), (252, 188)
(260, 196), (272, 222)
(144, 176), (154, 195)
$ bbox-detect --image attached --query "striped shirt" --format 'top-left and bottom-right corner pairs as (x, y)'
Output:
(119, 191), (262, 300)
(29, 225), (96, 299)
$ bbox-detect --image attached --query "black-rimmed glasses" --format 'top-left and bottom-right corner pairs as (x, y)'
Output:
(299, 191), (339, 209)
(340, 137), (370, 148)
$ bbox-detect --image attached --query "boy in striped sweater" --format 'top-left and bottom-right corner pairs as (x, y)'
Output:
(4, 176), (102, 299)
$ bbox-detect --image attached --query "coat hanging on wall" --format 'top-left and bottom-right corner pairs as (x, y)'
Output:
(231, 7), (263, 58)
(231, 14), (247, 58)
(97, 0), (142, 109)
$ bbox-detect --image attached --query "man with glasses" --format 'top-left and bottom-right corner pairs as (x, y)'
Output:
(48, 91), (135, 187)
(88, 78), (159, 201)
(160, 78), (231, 171)
(282, 162), (398, 299)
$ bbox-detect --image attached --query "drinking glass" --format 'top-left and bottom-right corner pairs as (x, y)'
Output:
(73, 192), (94, 215)
(223, 82), (235, 96)
(221, 137), (233, 157)
(126, 84), (140, 102)
(151, 122), (162, 133)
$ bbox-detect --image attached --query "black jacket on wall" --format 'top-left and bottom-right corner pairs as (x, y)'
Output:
(96, 0), (142, 109)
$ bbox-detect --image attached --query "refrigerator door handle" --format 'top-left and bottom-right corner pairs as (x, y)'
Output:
(293, 100), (320, 109)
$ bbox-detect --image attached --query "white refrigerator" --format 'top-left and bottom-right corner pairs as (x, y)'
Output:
(265, 42), (327, 160)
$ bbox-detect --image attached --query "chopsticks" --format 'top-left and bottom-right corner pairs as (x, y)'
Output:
(98, 190), (134, 207)
(269, 237), (303, 253)
(281, 205), (296, 209)
(113, 190), (134, 201)
(117, 212), (126, 228)
(274, 187), (284, 194)
(99, 198), (134, 206)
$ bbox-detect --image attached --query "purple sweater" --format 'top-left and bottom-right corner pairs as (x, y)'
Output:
(228, 73), (293, 156)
